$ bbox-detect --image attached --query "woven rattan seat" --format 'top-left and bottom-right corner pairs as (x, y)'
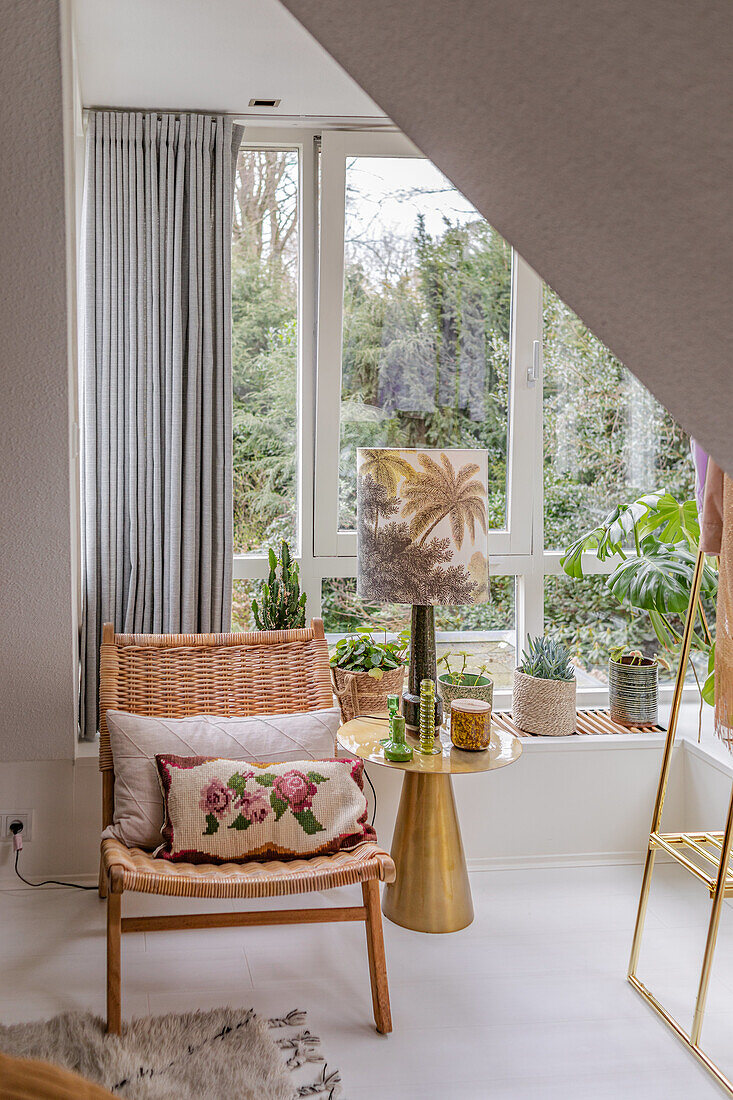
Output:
(102, 837), (395, 898)
(99, 620), (393, 1037)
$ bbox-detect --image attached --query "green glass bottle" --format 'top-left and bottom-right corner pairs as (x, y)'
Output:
(381, 693), (401, 745)
(383, 715), (413, 762)
(417, 678), (441, 755)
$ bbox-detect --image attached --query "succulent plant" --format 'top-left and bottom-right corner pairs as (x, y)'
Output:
(518, 635), (575, 682)
(251, 540), (307, 630)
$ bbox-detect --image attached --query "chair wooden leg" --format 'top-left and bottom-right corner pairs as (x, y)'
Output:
(362, 879), (392, 1034)
(98, 854), (108, 899)
(106, 872), (122, 1034)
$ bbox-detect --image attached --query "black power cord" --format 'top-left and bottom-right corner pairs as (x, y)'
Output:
(354, 712), (392, 829)
(10, 823), (96, 891)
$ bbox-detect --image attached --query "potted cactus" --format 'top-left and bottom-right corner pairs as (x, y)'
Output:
(251, 541), (306, 630)
(437, 651), (493, 710)
(330, 631), (410, 723)
(512, 636), (576, 737)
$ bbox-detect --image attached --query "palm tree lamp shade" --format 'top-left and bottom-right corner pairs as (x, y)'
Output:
(356, 448), (489, 730)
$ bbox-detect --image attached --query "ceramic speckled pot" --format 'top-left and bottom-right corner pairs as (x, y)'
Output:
(609, 656), (658, 727)
(438, 674), (494, 711)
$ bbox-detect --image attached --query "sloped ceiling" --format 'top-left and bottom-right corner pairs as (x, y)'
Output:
(279, 0), (733, 472)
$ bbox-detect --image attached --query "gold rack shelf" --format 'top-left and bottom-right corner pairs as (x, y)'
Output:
(650, 832), (733, 896)
(629, 548), (733, 1095)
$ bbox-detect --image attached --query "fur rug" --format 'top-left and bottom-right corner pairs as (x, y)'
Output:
(0, 1007), (341, 1099)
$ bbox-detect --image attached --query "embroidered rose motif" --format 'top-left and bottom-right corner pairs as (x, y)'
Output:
(199, 777), (233, 819)
(273, 770), (318, 813)
(235, 789), (271, 824)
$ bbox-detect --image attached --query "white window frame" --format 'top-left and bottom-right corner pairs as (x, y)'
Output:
(232, 125), (695, 707)
(313, 130), (538, 560)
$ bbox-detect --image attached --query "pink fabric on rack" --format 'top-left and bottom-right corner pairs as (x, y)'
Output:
(701, 459), (725, 555)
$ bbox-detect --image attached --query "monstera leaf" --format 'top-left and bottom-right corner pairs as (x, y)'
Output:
(639, 493), (700, 549)
(607, 539), (715, 613)
(604, 495), (660, 549)
(703, 643), (716, 706)
(561, 496), (659, 578)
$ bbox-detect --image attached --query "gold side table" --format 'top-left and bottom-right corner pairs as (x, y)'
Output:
(338, 716), (522, 934)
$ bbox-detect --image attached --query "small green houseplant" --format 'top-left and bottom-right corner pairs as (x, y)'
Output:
(513, 636), (576, 736)
(437, 651), (493, 709)
(251, 541), (306, 630)
(607, 646), (660, 727)
(561, 491), (717, 727)
(330, 630), (410, 722)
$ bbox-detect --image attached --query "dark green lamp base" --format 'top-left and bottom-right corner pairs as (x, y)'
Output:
(402, 604), (444, 730)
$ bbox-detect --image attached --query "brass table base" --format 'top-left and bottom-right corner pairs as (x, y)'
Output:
(382, 772), (474, 934)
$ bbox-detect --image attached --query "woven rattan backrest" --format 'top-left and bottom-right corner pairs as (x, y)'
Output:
(98, 619), (333, 773)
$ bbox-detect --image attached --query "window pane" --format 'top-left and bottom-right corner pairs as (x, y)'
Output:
(231, 579), (257, 632)
(232, 148), (299, 554)
(339, 157), (511, 532)
(543, 288), (694, 551)
(321, 576), (516, 689)
(544, 574), (711, 686)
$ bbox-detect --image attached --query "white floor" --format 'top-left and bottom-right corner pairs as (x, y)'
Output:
(2, 863), (733, 1097)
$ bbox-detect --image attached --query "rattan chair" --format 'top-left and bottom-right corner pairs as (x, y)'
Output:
(98, 619), (395, 1035)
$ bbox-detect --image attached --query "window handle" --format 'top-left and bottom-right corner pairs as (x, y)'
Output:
(526, 341), (537, 389)
(527, 340), (541, 388)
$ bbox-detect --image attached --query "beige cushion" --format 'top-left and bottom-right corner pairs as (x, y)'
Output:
(156, 756), (375, 862)
(102, 707), (341, 850)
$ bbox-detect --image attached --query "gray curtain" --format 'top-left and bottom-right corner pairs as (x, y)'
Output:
(80, 111), (243, 739)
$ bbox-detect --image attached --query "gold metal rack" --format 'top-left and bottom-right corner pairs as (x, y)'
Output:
(628, 548), (733, 1094)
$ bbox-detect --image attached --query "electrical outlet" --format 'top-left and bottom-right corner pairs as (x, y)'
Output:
(2, 812), (32, 842)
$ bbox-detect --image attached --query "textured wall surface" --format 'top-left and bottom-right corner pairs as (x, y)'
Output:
(0, 0), (76, 760)
(281, 0), (733, 474)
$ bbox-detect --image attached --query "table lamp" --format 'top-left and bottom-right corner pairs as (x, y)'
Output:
(356, 448), (489, 730)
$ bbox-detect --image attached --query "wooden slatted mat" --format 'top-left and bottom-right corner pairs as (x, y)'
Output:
(493, 708), (665, 738)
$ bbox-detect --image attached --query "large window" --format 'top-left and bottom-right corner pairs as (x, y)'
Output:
(231, 127), (694, 699)
(231, 146), (299, 555)
(337, 155), (510, 532)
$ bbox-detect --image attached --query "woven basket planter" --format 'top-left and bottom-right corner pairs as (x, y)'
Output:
(438, 674), (493, 711)
(609, 656), (658, 727)
(512, 669), (576, 736)
(331, 664), (406, 723)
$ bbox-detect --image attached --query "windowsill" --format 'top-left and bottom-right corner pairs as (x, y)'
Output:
(74, 737), (99, 763)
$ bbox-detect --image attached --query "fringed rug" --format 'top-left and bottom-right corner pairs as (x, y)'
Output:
(0, 1007), (341, 1099)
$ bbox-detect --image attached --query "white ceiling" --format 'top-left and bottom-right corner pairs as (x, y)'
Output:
(72, 0), (385, 119)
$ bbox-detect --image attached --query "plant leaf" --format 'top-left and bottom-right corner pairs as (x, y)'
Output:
(228, 813), (251, 831)
(227, 772), (249, 797)
(203, 813), (219, 836)
(607, 543), (709, 613)
(292, 809), (325, 835)
(307, 771), (329, 784)
(702, 669), (716, 706)
(254, 774), (276, 787)
(639, 493), (700, 548)
(270, 793), (288, 821)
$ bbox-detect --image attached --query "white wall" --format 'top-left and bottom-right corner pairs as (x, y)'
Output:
(1, 701), (726, 889)
(0, 0), (77, 763)
(0, 732), (685, 887)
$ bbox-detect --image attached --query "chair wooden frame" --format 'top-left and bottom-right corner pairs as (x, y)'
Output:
(98, 619), (395, 1035)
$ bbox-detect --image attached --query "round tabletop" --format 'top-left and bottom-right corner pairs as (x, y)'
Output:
(337, 715), (522, 775)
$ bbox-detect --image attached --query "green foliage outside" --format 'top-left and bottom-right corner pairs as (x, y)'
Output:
(231, 149), (696, 674)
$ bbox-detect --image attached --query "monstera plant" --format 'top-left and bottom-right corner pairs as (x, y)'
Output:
(561, 492), (718, 706)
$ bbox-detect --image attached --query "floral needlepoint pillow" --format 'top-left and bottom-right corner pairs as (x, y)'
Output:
(155, 755), (376, 863)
